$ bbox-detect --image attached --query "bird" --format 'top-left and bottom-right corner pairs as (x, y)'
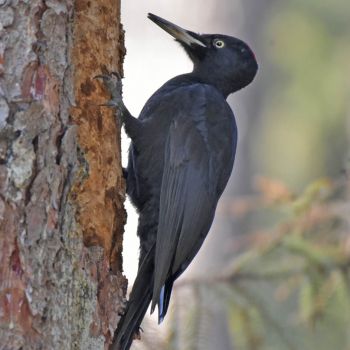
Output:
(98, 13), (258, 350)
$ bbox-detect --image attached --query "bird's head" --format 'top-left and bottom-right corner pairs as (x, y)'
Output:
(148, 13), (258, 97)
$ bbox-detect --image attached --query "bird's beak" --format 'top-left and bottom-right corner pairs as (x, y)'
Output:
(148, 13), (206, 48)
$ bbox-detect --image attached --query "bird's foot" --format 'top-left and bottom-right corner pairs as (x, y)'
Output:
(118, 297), (128, 316)
(133, 327), (143, 340)
(94, 71), (125, 125)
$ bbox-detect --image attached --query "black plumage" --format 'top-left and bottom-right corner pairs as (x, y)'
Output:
(105, 13), (258, 350)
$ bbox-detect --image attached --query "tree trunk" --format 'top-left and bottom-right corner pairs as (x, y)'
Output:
(0, 1), (126, 349)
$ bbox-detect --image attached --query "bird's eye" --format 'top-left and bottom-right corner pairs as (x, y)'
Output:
(240, 47), (247, 53)
(214, 40), (225, 48)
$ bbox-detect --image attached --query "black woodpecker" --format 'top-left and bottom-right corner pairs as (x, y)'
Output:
(97, 13), (258, 350)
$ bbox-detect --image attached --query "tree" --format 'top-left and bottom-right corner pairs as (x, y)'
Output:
(0, 1), (126, 348)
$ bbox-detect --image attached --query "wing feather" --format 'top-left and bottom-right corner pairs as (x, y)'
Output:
(150, 85), (236, 314)
(151, 112), (215, 311)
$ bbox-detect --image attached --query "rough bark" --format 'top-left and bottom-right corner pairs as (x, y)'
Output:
(0, 1), (127, 349)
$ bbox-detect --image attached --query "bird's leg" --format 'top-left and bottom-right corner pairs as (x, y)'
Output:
(94, 72), (141, 140)
(118, 296), (128, 316)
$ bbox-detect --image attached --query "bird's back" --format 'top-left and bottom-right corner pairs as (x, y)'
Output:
(126, 75), (237, 211)
(125, 75), (237, 280)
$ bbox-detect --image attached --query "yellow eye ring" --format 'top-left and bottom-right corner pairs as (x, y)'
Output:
(214, 40), (225, 48)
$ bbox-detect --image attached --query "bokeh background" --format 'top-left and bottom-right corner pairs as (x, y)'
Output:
(121, 1), (350, 349)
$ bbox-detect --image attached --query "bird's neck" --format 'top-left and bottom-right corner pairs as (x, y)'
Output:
(164, 73), (238, 99)
(187, 71), (237, 99)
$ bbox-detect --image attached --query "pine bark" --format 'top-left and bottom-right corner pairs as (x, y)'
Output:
(0, 1), (127, 349)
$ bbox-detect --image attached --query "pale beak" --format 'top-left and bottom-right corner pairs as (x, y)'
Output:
(148, 13), (206, 48)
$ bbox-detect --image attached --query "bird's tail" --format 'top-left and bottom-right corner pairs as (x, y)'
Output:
(111, 246), (155, 350)
(158, 278), (174, 323)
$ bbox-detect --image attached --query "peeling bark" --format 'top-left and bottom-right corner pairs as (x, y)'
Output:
(0, 1), (127, 349)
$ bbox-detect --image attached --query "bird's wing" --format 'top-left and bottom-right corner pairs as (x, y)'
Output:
(151, 86), (235, 312)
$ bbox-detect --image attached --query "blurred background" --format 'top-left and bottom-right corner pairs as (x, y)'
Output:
(121, 0), (350, 349)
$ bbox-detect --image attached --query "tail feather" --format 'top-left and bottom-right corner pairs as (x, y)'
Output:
(158, 279), (174, 323)
(111, 246), (155, 350)
(113, 293), (151, 350)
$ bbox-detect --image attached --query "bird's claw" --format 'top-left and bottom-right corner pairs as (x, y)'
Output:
(133, 327), (142, 340)
(94, 72), (123, 99)
(118, 297), (128, 316)
(94, 72), (124, 125)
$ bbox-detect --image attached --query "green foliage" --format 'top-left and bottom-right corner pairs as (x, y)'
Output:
(165, 177), (350, 350)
